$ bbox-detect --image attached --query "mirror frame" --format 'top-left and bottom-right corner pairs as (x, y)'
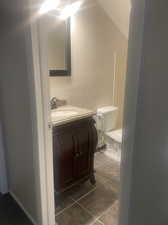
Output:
(49, 18), (71, 76)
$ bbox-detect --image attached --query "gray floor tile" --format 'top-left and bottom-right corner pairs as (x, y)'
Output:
(94, 152), (113, 169)
(99, 200), (119, 225)
(95, 172), (119, 195)
(92, 221), (103, 225)
(94, 153), (120, 194)
(55, 203), (96, 225)
(68, 181), (96, 201)
(96, 163), (120, 184)
(55, 151), (120, 225)
(95, 173), (110, 185)
(55, 194), (75, 215)
(78, 182), (117, 218)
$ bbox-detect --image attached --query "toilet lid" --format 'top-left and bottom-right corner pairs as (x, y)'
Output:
(97, 106), (118, 114)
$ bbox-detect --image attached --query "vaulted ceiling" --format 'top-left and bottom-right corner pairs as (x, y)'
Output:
(97, 0), (131, 39)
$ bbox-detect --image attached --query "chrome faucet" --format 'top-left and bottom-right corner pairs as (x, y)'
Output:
(50, 97), (57, 110)
(50, 97), (67, 110)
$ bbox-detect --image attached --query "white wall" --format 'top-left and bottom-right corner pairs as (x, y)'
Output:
(0, 0), (39, 223)
(120, 0), (168, 224)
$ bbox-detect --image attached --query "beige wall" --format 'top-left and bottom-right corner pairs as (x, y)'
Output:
(97, 0), (131, 38)
(49, 1), (128, 128)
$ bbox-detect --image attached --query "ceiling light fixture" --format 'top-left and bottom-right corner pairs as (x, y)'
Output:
(39, 0), (60, 14)
(60, 1), (82, 20)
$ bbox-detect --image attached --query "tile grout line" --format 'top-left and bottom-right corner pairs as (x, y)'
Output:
(70, 191), (98, 221)
(69, 173), (118, 223)
(70, 185), (97, 202)
(71, 183), (118, 223)
(56, 198), (105, 225)
(70, 188), (105, 225)
(70, 188), (107, 224)
(68, 185), (103, 223)
(96, 219), (105, 225)
(75, 200), (98, 223)
(75, 201), (105, 225)
(96, 199), (119, 224)
(55, 185), (96, 217)
(55, 152), (119, 223)
(55, 190), (118, 224)
(96, 206), (112, 223)
(55, 201), (76, 217)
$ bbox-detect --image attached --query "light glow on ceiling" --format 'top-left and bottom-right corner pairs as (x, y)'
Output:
(59, 1), (82, 20)
(39, 0), (60, 14)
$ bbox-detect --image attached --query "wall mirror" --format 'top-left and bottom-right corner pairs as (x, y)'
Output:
(48, 17), (71, 76)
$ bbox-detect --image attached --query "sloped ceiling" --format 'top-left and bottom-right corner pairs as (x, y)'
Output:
(97, 0), (131, 39)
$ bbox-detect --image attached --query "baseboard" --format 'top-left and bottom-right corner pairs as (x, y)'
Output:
(0, 189), (9, 195)
(9, 191), (37, 225)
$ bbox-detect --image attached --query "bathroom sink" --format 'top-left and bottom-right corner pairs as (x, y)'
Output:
(51, 110), (78, 118)
(51, 105), (95, 126)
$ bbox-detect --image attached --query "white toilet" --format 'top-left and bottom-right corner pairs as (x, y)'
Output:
(95, 106), (122, 161)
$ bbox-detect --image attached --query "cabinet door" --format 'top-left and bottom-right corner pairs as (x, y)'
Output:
(53, 133), (76, 191)
(75, 126), (92, 179)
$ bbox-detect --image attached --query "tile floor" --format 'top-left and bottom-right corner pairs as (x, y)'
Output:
(0, 152), (120, 225)
(55, 152), (120, 225)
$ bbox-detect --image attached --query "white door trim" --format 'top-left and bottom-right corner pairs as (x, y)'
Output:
(0, 121), (8, 194)
(25, 1), (56, 224)
(36, 16), (56, 225)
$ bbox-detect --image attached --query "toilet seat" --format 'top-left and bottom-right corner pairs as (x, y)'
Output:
(106, 129), (122, 143)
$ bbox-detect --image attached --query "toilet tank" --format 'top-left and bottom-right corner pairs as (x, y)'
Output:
(97, 106), (118, 132)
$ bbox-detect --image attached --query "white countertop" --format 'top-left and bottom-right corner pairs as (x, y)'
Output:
(51, 105), (96, 126)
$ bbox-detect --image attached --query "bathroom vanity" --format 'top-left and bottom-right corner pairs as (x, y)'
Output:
(51, 106), (97, 194)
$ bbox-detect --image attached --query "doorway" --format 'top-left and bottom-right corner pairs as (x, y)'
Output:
(30, 0), (146, 224)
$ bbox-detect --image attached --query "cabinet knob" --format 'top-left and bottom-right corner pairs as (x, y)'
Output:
(76, 153), (80, 157)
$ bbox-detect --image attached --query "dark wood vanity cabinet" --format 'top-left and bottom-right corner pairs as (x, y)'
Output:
(52, 117), (98, 194)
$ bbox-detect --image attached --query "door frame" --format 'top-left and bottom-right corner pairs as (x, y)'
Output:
(25, 1), (56, 224)
(26, 0), (146, 224)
